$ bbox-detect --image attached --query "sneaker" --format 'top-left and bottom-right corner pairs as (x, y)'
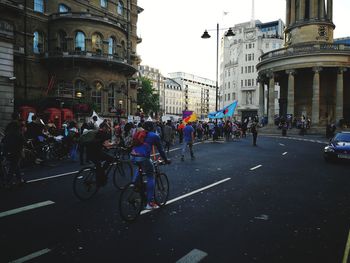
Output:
(145, 202), (159, 210)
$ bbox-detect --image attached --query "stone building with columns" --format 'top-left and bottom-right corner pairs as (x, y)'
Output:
(257, 0), (350, 129)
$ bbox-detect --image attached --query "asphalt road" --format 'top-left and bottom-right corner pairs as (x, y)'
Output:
(1, 135), (349, 263)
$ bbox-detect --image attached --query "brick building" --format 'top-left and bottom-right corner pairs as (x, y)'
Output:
(0, 0), (142, 128)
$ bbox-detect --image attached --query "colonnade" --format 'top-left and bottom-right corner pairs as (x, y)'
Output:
(259, 66), (347, 126)
(286, 0), (333, 27)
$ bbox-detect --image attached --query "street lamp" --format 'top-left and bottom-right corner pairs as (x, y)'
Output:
(201, 24), (235, 112)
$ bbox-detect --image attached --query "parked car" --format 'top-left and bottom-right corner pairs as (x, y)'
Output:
(324, 132), (350, 162)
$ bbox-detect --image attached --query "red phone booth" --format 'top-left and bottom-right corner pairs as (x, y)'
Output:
(61, 108), (74, 123)
(44, 108), (62, 129)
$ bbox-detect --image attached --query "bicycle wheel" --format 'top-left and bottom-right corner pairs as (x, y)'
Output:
(112, 160), (133, 190)
(154, 173), (169, 206)
(73, 167), (99, 201)
(119, 183), (143, 222)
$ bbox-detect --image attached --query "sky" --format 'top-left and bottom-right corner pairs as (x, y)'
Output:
(137, 0), (350, 81)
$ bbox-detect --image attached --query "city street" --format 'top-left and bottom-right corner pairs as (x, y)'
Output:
(1, 135), (350, 263)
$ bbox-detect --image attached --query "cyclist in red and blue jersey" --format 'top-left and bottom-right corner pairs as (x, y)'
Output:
(130, 121), (170, 209)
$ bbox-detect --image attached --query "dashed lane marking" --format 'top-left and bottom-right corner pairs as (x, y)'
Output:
(9, 248), (51, 263)
(140, 178), (231, 215)
(28, 171), (79, 183)
(342, 229), (350, 263)
(0, 201), (55, 219)
(176, 249), (208, 263)
(279, 143), (285, 146)
(282, 152), (288, 156)
(250, 165), (262, 171)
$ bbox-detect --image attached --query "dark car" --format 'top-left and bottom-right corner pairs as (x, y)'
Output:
(324, 132), (350, 162)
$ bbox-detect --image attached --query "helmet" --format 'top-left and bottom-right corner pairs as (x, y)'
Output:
(143, 121), (155, 131)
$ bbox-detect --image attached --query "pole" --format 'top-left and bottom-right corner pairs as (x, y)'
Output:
(216, 23), (219, 112)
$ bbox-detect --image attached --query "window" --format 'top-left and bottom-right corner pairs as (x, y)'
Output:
(117, 1), (124, 15)
(58, 31), (67, 51)
(232, 92), (236, 100)
(241, 67), (243, 74)
(241, 80), (243, 87)
(33, 31), (44, 53)
(92, 33), (103, 53)
(228, 93), (231, 101)
(265, 43), (269, 49)
(100, 0), (107, 8)
(92, 82), (103, 112)
(58, 4), (69, 13)
(108, 37), (116, 55)
(74, 79), (88, 98)
(75, 31), (85, 51)
(34, 0), (44, 13)
(108, 83), (116, 108)
(120, 41), (126, 58)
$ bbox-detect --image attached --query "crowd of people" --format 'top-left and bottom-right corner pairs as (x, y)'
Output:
(0, 112), (260, 189)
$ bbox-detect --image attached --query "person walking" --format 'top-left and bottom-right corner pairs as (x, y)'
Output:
(163, 120), (174, 154)
(181, 122), (195, 161)
(251, 119), (258, 146)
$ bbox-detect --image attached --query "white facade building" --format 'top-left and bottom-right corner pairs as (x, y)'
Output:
(220, 19), (284, 121)
(163, 78), (182, 117)
(168, 72), (216, 120)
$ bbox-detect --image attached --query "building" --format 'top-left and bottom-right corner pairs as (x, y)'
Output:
(168, 72), (216, 120)
(257, 0), (350, 128)
(0, 0), (142, 128)
(334, 37), (350, 45)
(138, 65), (164, 116)
(163, 77), (182, 117)
(220, 19), (284, 121)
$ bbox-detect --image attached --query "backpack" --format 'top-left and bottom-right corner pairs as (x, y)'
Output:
(132, 128), (148, 146)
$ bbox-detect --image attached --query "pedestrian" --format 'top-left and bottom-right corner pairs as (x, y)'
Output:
(181, 122), (195, 161)
(163, 120), (173, 154)
(251, 119), (258, 146)
(2, 119), (26, 187)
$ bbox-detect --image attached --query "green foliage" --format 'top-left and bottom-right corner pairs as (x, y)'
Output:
(137, 77), (160, 115)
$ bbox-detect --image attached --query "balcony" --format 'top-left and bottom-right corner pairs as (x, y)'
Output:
(43, 50), (137, 74)
(49, 12), (127, 32)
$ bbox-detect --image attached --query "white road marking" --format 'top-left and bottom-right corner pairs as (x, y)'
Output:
(279, 143), (285, 146)
(28, 171), (79, 183)
(176, 249), (208, 263)
(282, 152), (288, 156)
(342, 229), (350, 263)
(250, 165), (262, 171)
(0, 201), (55, 219)
(9, 248), (51, 263)
(140, 178), (231, 215)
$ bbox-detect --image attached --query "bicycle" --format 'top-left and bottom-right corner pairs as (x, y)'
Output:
(73, 147), (133, 201)
(119, 159), (170, 222)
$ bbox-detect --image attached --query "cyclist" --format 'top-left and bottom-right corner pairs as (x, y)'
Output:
(86, 122), (115, 186)
(130, 121), (170, 209)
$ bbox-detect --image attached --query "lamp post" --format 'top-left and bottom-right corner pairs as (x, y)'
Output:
(201, 25), (235, 113)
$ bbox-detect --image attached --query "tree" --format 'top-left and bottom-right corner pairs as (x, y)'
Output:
(137, 77), (160, 117)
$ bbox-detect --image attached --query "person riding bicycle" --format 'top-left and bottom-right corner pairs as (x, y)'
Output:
(130, 121), (170, 210)
(86, 122), (115, 186)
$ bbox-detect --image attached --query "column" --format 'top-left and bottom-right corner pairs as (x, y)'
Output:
(286, 70), (296, 116)
(268, 73), (275, 126)
(312, 67), (322, 125)
(286, 0), (291, 27)
(299, 0), (305, 20)
(327, 0), (333, 20)
(258, 80), (264, 118)
(311, 0), (318, 19)
(290, 0), (296, 24)
(336, 68), (347, 124)
(319, 0), (325, 19)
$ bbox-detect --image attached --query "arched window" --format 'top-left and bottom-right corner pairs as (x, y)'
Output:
(92, 33), (103, 53)
(33, 31), (44, 53)
(91, 81), (103, 112)
(120, 40), (126, 58)
(58, 4), (69, 13)
(34, 0), (44, 13)
(117, 1), (124, 15)
(75, 31), (85, 51)
(108, 37), (116, 55)
(100, 0), (107, 8)
(57, 30), (67, 51)
(108, 83), (117, 108)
